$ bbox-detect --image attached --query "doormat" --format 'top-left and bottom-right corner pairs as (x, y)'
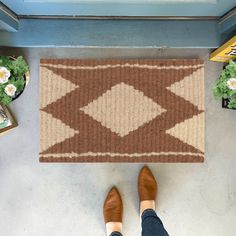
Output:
(40, 59), (204, 162)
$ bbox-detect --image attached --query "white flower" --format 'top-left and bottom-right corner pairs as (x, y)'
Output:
(5, 84), (17, 97)
(227, 78), (236, 90)
(0, 67), (11, 84)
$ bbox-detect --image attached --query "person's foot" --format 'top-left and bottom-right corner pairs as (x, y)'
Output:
(103, 187), (123, 236)
(138, 166), (158, 215)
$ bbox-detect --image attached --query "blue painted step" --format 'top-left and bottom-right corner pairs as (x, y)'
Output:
(0, 19), (220, 48)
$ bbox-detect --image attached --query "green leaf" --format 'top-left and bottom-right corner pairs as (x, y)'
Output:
(228, 95), (236, 109)
(0, 92), (12, 105)
(10, 78), (25, 92)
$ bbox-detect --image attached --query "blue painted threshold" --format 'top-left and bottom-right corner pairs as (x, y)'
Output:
(0, 19), (220, 48)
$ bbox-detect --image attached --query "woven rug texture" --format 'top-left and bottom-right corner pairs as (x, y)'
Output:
(40, 59), (204, 162)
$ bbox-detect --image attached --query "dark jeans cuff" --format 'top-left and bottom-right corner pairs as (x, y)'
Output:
(141, 209), (157, 218)
(110, 231), (123, 236)
(142, 209), (165, 227)
(141, 209), (158, 220)
(141, 209), (169, 236)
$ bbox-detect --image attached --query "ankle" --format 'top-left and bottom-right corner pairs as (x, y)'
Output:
(140, 200), (155, 215)
(106, 222), (122, 236)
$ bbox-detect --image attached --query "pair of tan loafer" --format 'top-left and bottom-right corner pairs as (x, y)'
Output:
(103, 166), (157, 224)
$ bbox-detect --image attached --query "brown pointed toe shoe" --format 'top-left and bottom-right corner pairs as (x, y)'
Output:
(103, 187), (123, 224)
(138, 166), (157, 201)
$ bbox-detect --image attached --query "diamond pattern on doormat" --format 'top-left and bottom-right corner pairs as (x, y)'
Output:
(80, 82), (167, 137)
(40, 59), (204, 162)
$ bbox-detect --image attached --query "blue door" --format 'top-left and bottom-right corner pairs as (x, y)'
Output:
(1, 0), (236, 16)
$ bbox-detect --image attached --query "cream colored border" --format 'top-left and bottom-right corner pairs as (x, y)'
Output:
(41, 63), (203, 70)
(40, 152), (204, 158)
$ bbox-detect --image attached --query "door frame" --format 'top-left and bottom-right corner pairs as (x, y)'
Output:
(0, 2), (235, 48)
(0, 3), (18, 32)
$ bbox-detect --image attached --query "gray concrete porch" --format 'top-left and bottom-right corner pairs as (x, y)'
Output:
(0, 48), (235, 236)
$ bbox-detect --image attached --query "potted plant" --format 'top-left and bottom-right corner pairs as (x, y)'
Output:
(0, 56), (29, 105)
(213, 60), (236, 110)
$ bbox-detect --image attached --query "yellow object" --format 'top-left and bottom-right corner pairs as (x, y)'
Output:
(210, 36), (236, 62)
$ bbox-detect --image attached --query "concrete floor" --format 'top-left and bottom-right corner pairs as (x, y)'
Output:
(0, 48), (236, 236)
